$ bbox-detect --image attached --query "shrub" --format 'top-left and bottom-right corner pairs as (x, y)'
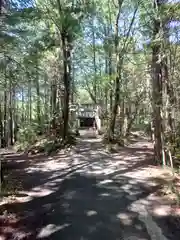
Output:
(15, 124), (38, 151)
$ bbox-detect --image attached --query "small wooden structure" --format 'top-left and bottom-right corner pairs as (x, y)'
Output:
(70, 103), (102, 131)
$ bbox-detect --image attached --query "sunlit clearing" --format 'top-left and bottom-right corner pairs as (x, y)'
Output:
(124, 156), (139, 160)
(116, 213), (133, 225)
(15, 194), (33, 203)
(99, 192), (110, 197)
(103, 168), (119, 175)
(92, 165), (102, 170)
(37, 224), (70, 238)
(98, 179), (113, 185)
(88, 169), (105, 174)
(26, 188), (54, 197)
(121, 184), (132, 190)
(153, 205), (171, 217)
(86, 210), (97, 216)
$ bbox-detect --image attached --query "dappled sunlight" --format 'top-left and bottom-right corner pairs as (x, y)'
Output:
(98, 179), (113, 185)
(1, 0), (180, 237)
(23, 188), (54, 198)
(37, 224), (70, 238)
(116, 212), (134, 225)
(1, 134), (179, 240)
(152, 205), (172, 217)
(123, 156), (139, 161)
(99, 192), (110, 197)
(26, 166), (49, 173)
(86, 210), (97, 216)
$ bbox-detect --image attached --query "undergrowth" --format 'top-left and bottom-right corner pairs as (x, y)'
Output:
(15, 123), (77, 155)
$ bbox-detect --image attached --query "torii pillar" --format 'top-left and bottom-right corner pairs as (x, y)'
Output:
(95, 105), (102, 134)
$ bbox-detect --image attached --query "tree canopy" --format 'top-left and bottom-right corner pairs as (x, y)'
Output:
(0, 0), (180, 166)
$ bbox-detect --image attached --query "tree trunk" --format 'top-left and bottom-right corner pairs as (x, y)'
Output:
(108, 76), (120, 138)
(107, 1), (124, 141)
(21, 88), (25, 123)
(14, 112), (18, 143)
(44, 73), (49, 128)
(162, 21), (176, 157)
(71, 61), (75, 104)
(35, 56), (41, 126)
(126, 107), (138, 136)
(0, 101), (3, 147)
(51, 80), (57, 130)
(61, 34), (71, 140)
(3, 70), (7, 147)
(92, 17), (97, 103)
(152, 0), (163, 163)
(27, 72), (32, 123)
(9, 79), (13, 145)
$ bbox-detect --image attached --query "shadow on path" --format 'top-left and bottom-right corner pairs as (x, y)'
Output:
(0, 135), (179, 240)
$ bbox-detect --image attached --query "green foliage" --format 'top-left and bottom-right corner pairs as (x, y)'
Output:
(5, 7), (42, 25)
(16, 124), (38, 150)
(1, 0), (179, 159)
(77, 88), (92, 104)
(27, 137), (63, 155)
(102, 133), (125, 146)
(15, 120), (77, 154)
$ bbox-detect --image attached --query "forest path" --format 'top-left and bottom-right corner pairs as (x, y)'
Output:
(0, 130), (179, 240)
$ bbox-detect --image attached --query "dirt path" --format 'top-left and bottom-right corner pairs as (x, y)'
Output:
(0, 131), (180, 239)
